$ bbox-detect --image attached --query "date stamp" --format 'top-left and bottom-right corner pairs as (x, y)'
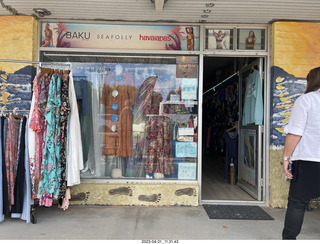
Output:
(141, 240), (179, 244)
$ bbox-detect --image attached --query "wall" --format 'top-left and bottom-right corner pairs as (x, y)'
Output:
(0, 16), (37, 109)
(269, 21), (320, 208)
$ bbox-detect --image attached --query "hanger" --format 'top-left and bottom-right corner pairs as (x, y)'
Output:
(12, 107), (23, 120)
(0, 106), (8, 117)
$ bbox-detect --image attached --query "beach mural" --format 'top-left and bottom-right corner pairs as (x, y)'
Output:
(0, 67), (34, 110)
(270, 22), (320, 148)
(269, 21), (320, 207)
(0, 16), (37, 111)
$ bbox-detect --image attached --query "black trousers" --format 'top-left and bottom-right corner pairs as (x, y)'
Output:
(282, 160), (320, 240)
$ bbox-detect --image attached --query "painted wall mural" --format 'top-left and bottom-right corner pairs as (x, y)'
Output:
(0, 66), (34, 110)
(0, 16), (37, 111)
(270, 22), (320, 148)
(270, 66), (306, 147)
(269, 21), (320, 208)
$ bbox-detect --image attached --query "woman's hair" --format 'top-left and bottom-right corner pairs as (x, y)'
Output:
(305, 66), (320, 93)
(249, 30), (255, 38)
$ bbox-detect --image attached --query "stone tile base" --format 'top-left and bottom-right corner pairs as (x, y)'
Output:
(70, 181), (199, 206)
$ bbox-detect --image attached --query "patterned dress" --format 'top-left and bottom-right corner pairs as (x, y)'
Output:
(37, 74), (61, 200)
(5, 115), (20, 211)
(145, 116), (174, 175)
(58, 75), (70, 200)
(28, 74), (42, 199)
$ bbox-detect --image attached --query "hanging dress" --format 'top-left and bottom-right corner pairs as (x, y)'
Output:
(0, 116), (4, 222)
(58, 74), (70, 201)
(11, 117), (33, 223)
(28, 74), (41, 199)
(5, 115), (21, 211)
(100, 71), (135, 157)
(145, 116), (174, 175)
(1, 116), (9, 215)
(37, 74), (61, 200)
(67, 71), (84, 186)
(11, 117), (26, 214)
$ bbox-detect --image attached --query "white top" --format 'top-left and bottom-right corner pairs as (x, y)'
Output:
(284, 89), (320, 162)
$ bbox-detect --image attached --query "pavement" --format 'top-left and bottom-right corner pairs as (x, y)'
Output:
(0, 204), (319, 241)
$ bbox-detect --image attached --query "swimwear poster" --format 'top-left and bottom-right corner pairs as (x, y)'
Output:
(238, 29), (264, 50)
(207, 29), (231, 50)
(40, 22), (199, 51)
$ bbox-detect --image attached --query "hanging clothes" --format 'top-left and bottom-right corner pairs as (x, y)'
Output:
(27, 66), (83, 208)
(37, 73), (61, 200)
(58, 73), (71, 200)
(11, 117), (27, 214)
(11, 117), (33, 223)
(0, 116), (4, 222)
(1, 116), (9, 215)
(1, 115), (32, 223)
(100, 71), (135, 157)
(242, 69), (263, 125)
(67, 71), (84, 186)
(5, 115), (21, 212)
(145, 116), (174, 175)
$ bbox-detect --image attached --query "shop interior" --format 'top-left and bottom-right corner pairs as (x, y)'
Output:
(202, 56), (260, 201)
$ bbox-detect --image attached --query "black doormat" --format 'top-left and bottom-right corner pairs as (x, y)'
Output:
(203, 205), (274, 220)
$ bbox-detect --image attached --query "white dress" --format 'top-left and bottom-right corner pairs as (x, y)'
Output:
(67, 71), (84, 186)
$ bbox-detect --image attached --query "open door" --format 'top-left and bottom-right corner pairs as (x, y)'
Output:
(238, 58), (264, 201)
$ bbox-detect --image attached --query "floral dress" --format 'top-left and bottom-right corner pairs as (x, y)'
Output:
(37, 74), (62, 200)
(58, 75), (70, 201)
(5, 115), (20, 211)
(145, 116), (174, 175)
(28, 74), (42, 199)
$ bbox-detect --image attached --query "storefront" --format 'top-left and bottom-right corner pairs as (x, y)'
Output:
(2, 15), (319, 212)
(35, 20), (270, 207)
(37, 21), (202, 206)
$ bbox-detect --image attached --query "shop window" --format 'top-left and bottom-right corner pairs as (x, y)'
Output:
(57, 54), (199, 180)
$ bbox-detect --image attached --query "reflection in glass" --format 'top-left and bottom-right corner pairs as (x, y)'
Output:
(71, 56), (198, 180)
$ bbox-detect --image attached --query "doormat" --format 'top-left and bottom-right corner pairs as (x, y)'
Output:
(203, 205), (274, 220)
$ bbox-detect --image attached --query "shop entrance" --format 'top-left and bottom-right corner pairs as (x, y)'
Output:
(201, 56), (265, 202)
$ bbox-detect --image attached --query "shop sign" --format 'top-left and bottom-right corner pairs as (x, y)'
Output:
(40, 22), (200, 51)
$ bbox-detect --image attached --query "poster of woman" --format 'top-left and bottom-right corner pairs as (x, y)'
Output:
(207, 29), (231, 50)
(238, 29), (264, 50)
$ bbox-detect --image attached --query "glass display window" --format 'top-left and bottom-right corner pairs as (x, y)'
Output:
(42, 53), (199, 180)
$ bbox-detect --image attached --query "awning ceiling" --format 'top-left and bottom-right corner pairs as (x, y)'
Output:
(1, 0), (320, 24)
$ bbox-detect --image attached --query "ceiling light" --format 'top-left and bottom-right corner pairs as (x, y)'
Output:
(206, 3), (215, 8)
(201, 15), (209, 18)
(203, 9), (212, 13)
(33, 8), (51, 17)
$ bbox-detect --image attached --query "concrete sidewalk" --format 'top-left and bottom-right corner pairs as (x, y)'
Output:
(0, 205), (319, 240)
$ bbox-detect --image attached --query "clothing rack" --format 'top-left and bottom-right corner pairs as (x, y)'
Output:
(203, 72), (239, 96)
(1, 107), (29, 114)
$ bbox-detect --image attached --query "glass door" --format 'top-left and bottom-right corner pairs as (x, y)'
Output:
(238, 58), (264, 200)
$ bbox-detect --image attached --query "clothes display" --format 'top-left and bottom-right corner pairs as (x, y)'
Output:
(1, 114), (32, 223)
(145, 116), (174, 175)
(242, 69), (263, 125)
(100, 70), (135, 157)
(28, 67), (83, 208)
